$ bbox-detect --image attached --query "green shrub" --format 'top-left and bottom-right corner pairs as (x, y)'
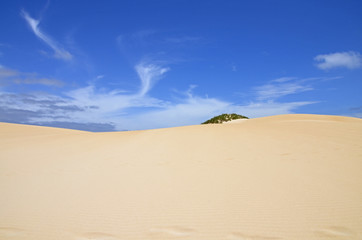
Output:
(201, 113), (248, 124)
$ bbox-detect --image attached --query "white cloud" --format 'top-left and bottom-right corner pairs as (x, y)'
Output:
(113, 96), (231, 130)
(135, 62), (169, 96)
(0, 83), (315, 131)
(314, 51), (362, 70)
(271, 77), (296, 83)
(230, 101), (316, 118)
(112, 92), (315, 130)
(0, 63), (319, 131)
(254, 80), (313, 101)
(21, 10), (72, 61)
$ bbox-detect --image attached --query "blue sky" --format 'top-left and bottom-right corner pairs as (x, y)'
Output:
(0, 0), (361, 131)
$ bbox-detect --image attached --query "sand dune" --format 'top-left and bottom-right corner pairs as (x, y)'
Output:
(0, 114), (361, 240)
(222, 118), (248, 124)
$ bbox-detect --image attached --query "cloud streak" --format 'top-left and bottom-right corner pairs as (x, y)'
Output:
(0, 65), (64, 87)
(0, 65), (18, 78)
(21, 10), (72, 61)
(13, 78), (64, 87)
(254, 81), (313, 101)
(314, 51), (362, 70)
(135, 62), (169, 96)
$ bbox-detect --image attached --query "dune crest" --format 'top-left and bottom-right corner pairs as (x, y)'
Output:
(1, 114), (361, 240)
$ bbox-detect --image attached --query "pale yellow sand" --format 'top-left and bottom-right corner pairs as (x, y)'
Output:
(0, 114), (361, 240)
(222, 118), (248, 124)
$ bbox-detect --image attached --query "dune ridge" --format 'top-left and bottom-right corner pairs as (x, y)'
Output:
(0, 114), (361, 240)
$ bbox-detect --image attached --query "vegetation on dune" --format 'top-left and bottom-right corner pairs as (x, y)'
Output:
(201, 113), (249, 124)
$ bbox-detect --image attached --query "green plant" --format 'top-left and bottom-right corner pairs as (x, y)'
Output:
(201, 113), (248, 124)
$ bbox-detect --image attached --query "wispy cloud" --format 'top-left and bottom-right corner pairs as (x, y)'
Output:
(165, 36), (201, 44)
(0, 85), (314, 131)
(230, 101), (316, 119)
(0, 63), (321, 131)
(21, 10), (72, 61)
(254, 78), (313, 101)
(0, 65), (64, 87)
(314, 51), (362, 70)
(135, 61), (169, 96)
(117, 30), (157, 50)
(117, 31), (202, 65)
(13, 78), (64, 87)
(231, 63), (237, 72)
(0, 65), (18, 78)
(270, 77), (296, 83)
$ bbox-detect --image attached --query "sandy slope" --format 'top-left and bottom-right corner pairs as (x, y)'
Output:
(0, 114), (361, 240)
(222, 118), (248, 124)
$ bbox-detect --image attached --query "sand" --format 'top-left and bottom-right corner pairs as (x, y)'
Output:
(222, 118), (249, 124)
(0, 114), (361, 240)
